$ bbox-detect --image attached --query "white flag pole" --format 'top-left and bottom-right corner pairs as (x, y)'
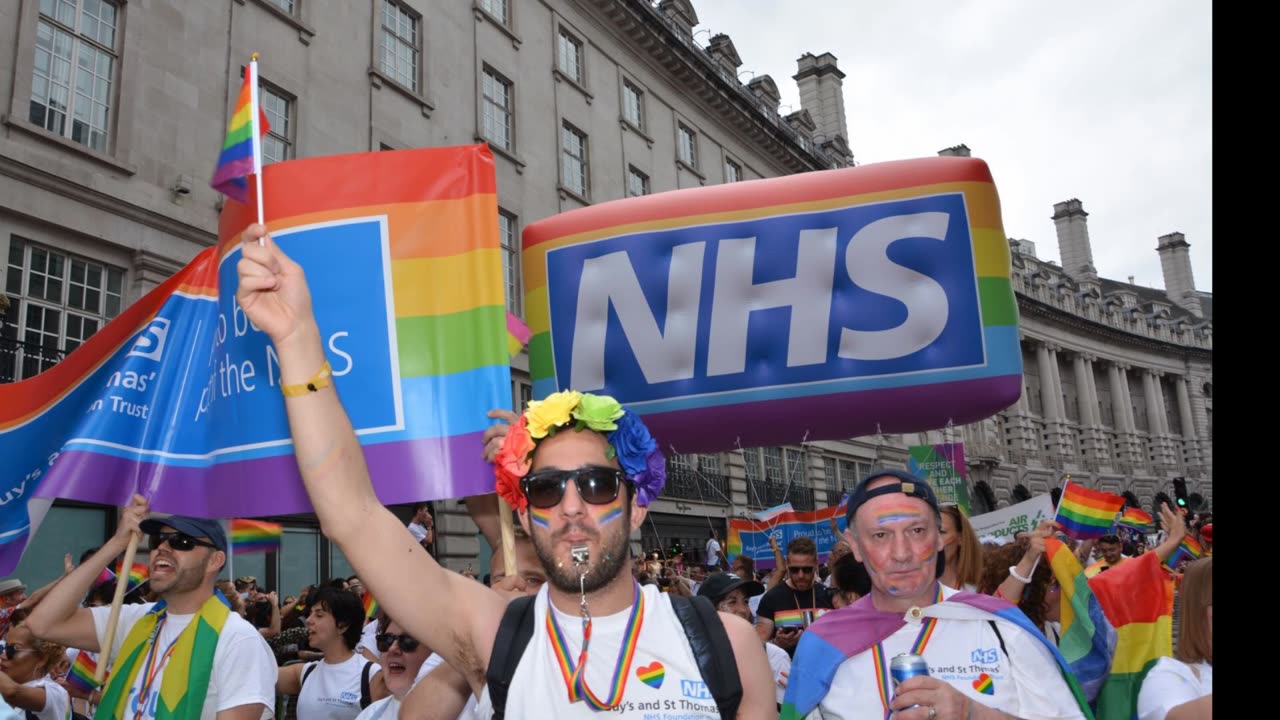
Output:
(248, 53), (266, 242)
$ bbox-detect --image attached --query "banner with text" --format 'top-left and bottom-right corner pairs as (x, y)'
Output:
(0, 146), (510, 573)
(969, 494), (1055, 543)
(727, 498), (848, 570)
(908, 443), (970, 514)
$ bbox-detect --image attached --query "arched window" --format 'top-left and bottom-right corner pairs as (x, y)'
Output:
(971, 481), (997, 515)
(1012, 484), (1032, 503)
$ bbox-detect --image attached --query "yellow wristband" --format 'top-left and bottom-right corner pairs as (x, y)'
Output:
(280, 360), (333, 397)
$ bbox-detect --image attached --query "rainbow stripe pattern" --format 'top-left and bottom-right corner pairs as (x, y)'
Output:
(117, 561), (147, 592)
(1046, 538), (1117, 703)
(65, 650), (102, 694)
(547, 582), (646, 709)
(1117, 507), (1153, 530)
(1168, 536), (1203, 567)
(230, 518), (282, 555)
(93, 567), (117, 587)
(0, 146), (509, 573)
(972, 673), (994, 695)
(362, 592), (379, 620)
(530, 507), (551, 529)
(636, 662), (664, 689)
(210, 61), (270, 203)
(506, 311), (531, 357)
(520, 157), (1021, 452)
(1055, 481), (1125, 540)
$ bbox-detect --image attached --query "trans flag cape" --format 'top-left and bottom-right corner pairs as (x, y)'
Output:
(780, 588), (1093, 720)
(0, 145), (510, 573)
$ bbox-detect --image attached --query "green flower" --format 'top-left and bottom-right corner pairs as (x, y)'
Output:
(571, 393), (624, 433)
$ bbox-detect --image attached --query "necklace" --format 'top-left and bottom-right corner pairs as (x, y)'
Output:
(546, 582), (646, 710)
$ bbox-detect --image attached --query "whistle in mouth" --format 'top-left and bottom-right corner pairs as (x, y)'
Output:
(570, 544), (590, 565)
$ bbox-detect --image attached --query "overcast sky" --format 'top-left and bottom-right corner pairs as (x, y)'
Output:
(693, 0), (1212, 292)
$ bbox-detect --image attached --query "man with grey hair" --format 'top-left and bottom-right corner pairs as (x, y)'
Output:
(782, 469), (1089, 720)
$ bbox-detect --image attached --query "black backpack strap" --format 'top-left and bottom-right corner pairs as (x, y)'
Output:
(670, 595), (743, 720)
(300, 661), (316, 690)
(987, 620), (1009, 659)
(360, 660), (374, 709)
(485, 595), (538, 720)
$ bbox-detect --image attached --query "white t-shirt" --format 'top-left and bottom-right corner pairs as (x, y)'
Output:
(91, 602), (276, 720)
(807, 587), (1086, 720)
(21, 675), (70, 720)
(407, 522), (429, 543)
(474, 584), (719, 719)
(298, 654), (381, 720)
(357, 619), (380, 660)
(705, 539), (722, 566)
(765, 642), (791, 706)
(1137, 657), (1212, 720)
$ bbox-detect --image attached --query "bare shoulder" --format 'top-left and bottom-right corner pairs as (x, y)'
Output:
(717, 612), (767, 659)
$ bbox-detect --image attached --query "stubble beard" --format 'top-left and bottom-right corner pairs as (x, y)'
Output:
(532, 519), (631, 595)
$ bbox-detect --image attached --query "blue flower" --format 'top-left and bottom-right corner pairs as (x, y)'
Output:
(609, 411), (657, 476)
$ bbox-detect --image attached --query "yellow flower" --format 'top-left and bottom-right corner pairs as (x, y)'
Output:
(524, 390), (583, 439)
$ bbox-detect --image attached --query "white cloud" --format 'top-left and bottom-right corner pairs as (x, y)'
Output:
(693, 0), (1211, 291)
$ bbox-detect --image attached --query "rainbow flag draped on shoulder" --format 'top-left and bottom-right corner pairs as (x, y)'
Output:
(1055, 481), (1125, 540)
(0, 145), (511, 573)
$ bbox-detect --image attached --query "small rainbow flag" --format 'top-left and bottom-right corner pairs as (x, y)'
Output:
(115, 561), (147, 591)
(1168, 536), (1202, 567)
(507, 311), (531, 357)
(1055, 480), (1125, 540)
(93, 567), (116, 587)
(210, 56), (270, 203)
(1117, 507), (1153, 530)
(754, 502), (795, 523)
(230, 518), (283, 555)
(362, 592), (379, 620)
(65, 651), (103, 694)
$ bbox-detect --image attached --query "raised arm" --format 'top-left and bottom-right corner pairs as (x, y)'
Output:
(1152, 503), (1188, 566)
(236, 225), (507, 691)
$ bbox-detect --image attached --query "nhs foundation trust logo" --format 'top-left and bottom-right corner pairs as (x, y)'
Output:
(544, 193), (985, 404)
(681, 680), (712, 700)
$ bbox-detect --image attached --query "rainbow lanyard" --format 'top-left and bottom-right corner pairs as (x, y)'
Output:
(872, 584), (943, 720)
(546, 582), (645, 710)
(133, 617), (181, 720)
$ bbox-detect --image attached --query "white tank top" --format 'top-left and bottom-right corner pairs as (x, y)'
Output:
(474, 584), (720, 719)
(297, 653), (378, 720)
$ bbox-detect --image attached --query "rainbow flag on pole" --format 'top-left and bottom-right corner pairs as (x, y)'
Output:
(211, 55), (270, 204)
(1045, 538), (1116, 703)
(231, 518), (283, 554)
(65, 651), (103, 694)
(1087, 551), (1175, 720)
(115, 561), (147, 592)
(1168, 536), (1202, 567)
(1055, 481), (1125, 540)
(1116, 507), (1153, 530)
(362, 592), (379, 621)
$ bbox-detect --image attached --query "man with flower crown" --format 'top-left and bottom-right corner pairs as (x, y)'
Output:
(232, 223), (777, 719)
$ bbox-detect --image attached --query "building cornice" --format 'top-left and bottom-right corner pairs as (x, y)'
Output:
(0, 153), (216, 249)
(1018, 294), (1212, 361)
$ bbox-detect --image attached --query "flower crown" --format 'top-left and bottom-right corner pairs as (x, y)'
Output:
(493, 391), (666, 512)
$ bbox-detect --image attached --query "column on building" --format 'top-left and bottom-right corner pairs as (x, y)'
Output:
(1035, 342), (1071, 464)
(1073, 352), (1107, 464)
(1143, 370), (1173, 467)
(1003, 340), (1040, 459)
(1107, 362), (1138, 466)
(1175, 375), (1201, 469)
(1187, 374), (1212, 469)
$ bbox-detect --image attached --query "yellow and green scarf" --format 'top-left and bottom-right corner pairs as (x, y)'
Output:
(95, 591), (231, 720)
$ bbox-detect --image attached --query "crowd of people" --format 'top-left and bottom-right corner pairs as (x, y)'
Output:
(0, 225), (1211, 720)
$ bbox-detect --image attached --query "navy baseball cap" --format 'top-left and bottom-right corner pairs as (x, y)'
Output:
(140, 515), (228, 553)
(697, 572), (764, 605)
(845, 468), (941, 525)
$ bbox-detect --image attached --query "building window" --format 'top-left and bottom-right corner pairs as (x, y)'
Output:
(627, 166), (649, 197)
(259, 82), (293, 164)
(678, 124), (697, 168)
(561, 122), (588, 197)
(558, 28), (583, 84)
(4, 237), (124, 380)
(266, 0), (295, 14)
(498, 210), (521, 316)
(30, 0), (120, 153)
(725, 158), (741, 183)
(622, 81), (643, 129)
(480, 0), (508, 25)
(482, 67), (513, 151)
(379, 0), (420, 92)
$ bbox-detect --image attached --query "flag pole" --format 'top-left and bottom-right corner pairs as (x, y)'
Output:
(248, 53), (266, 243)
(94, 532), (139, 684)
(497, 498), (517, 581)
(1030, 474), (1073, 577)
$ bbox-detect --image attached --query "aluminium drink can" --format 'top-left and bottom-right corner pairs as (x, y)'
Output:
(890, 652), (930, 688)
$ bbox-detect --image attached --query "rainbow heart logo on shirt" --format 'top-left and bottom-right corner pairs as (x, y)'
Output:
(972, 673), (994, 695)
(637, 661), (665, 689)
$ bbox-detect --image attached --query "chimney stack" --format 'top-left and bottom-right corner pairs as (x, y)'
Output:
(1051, 199), (1098, 280)
(938, 144), (971, 157)
(1156, 232), (1203, 317)
(708, 34), (742, 78)
(794, 52), (848, 147)
(747, 74), (781, 113)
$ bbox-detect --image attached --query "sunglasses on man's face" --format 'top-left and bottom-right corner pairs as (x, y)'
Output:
(149, 531), (218, 552)
(0, 643), (36, 660)
(788, 566), (817, 575)
(521, 466), (627, 509)
(376, 632), (420, 653)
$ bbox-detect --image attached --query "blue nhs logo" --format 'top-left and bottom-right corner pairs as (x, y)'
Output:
(681, 680), (713, 700)
(544, 193), (985, 403)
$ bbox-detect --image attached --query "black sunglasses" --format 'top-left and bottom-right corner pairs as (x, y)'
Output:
(149, 531), (218, 552)
(788, 566), (817, 575)
(376, 632), (420, 653)
(521, 466), (627, 509)
(0, 643), (34, 660)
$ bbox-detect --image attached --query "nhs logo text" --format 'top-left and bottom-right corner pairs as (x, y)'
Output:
(545, 193), (985, 403)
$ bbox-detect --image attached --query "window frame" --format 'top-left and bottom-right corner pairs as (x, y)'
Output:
(497, 209), (522, 317)
(378, 0), (423, 94)
(622, 80), (644, 131)
(724, 157), (742, 183)
(557, 26), (584, 85)
(478, 0), (509, 27)
(258, 79), (295, 165)
(481, 65), (515, 152)
(627, 165), (650, 197)
(677, 123), (698, 170)
(560, 121), (589, 200)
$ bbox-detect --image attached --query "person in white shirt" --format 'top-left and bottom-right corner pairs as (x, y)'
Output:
(1138, 557), (1212, 720)
(278, 586), (387, 720)
(353, 618), (434, 720)
(27, 502), (278, 720)
(0, 621), (71, 720)
(705, 531), (723, 571)
(406, 504), (434, 551)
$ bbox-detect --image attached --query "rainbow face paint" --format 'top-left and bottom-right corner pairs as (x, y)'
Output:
(531, 506), (552, 529)
(874, 504), (925, 526)
(594, 496), (624, 527)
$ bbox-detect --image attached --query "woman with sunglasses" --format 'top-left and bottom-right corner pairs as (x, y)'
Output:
(0, 618), (72, 720)
(352, 617), (436, 720)
(277, 586), (388, 720)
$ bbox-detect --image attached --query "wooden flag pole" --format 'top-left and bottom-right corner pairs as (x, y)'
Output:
(498, 497), (517, 580)
(94, 532), (139, 683)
